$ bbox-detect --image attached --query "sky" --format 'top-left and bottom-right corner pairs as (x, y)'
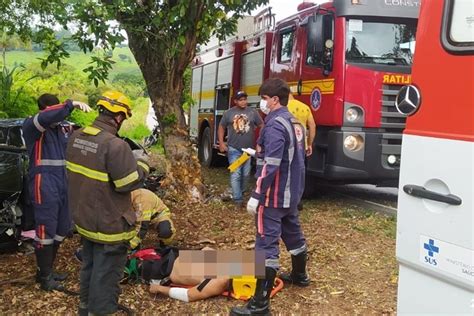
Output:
(252, 0), (325, 22)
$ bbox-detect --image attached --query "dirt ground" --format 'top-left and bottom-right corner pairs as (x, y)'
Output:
(0, 167), (399, 315)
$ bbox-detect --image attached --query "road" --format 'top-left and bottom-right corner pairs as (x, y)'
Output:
(309, 184), (399, 217)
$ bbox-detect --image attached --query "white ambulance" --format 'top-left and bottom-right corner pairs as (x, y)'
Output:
(395, 0), (474, 314)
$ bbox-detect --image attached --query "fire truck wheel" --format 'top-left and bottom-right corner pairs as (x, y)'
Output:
(198, 127), (217, 167)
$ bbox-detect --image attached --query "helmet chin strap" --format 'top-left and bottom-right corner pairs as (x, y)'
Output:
(113, 113), (125, 130)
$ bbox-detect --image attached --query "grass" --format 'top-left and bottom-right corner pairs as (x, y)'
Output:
(4, 47), (141, 79)
(119, 97), (151, 141)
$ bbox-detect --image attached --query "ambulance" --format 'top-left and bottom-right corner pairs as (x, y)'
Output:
(395, 0), (473, 313)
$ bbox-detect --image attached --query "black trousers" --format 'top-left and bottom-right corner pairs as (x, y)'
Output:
(79, 238), (128, 314)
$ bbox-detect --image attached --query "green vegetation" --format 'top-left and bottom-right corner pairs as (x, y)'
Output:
(0, 46), (151, 141)
(4, 47), (140, 78)
(119, 97), (151, 140)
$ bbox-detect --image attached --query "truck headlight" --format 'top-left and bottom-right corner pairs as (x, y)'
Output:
(345, 107), (361, 122)
(343, 134), (364, 152)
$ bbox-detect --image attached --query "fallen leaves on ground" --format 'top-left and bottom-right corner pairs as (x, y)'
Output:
(0, 166), (398, 315)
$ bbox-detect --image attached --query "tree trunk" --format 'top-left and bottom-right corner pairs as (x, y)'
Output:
(148, 78), (205, 201)
(126, 32), (204, 200)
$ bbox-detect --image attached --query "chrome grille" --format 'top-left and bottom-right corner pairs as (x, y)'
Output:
(380, 84), (406, 168)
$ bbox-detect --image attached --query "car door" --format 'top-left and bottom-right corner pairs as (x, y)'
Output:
(395, 0), (474, 314)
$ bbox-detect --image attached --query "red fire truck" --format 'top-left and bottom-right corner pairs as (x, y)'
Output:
(190, 0), (420, 187)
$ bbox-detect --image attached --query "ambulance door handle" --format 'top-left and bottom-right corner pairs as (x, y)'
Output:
(403, 185), (462, 206)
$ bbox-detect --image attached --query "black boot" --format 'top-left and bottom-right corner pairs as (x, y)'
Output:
(78, 302), (88, 316)
(35, 245), (65, 291)
(279, 251), (311, 287)
(51, 243), (68, 281)
(35, 244), (68, 282)
(230, 267), (277, 316)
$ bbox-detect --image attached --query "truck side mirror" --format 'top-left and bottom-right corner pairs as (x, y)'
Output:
(306, 14), (334, 75)
(307, 15), (325, 56)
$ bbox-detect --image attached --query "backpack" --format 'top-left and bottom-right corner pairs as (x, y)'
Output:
(124, 246), (179, 284)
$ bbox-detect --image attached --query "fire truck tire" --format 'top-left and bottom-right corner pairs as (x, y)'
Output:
(198, 127), (217, 167)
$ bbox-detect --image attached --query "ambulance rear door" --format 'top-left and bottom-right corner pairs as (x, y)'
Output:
(395, 0), (474, 314)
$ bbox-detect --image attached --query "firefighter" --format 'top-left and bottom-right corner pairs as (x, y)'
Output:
(129, 188), (176, 250)
(66, 91), (150, 315)
(22, 94), (91, 291)
(73, 188), (175, 262)
(231, 79), (310, 316)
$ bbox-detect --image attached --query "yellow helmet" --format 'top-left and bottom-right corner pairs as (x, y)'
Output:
(97, 91), (132, 118)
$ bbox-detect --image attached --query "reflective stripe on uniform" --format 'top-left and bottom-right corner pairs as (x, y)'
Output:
(156, 208), (171, 221)
(34, 237), (54, 245)
(114, 170), (139, 188)
(38, 159), (66, 166)
(75, 225), (136, 243)
(54, 235), (66, 242)
(33, 114), (46, 132)
(129, 236), (141, 249)
(66, 161), (109, 182)
(265, 157), (281, 166)
(275, 117), (295, 208)
(137, 161), (150, 173)
(265, 258), (280, 269)
(289, 244), (307, 256)
(142, 209), (155, 221)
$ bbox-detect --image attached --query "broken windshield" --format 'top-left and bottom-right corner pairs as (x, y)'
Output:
(345, 20), (417, 66)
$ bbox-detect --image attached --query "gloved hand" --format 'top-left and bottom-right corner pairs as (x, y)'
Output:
(72, 101), (92, 113)
(132, 149), (150, 164)
(242, 148), (256, 157)
(247, 197), (259, 216)
(157, 220), (173, 239)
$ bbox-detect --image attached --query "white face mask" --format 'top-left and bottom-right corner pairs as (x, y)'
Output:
(259, 99), (270, 114)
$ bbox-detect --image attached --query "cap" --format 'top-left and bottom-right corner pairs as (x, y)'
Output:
(234, 90), (248, 100)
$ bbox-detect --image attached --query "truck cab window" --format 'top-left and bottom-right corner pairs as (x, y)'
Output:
(279, 30), (294, 63)
(345, 20), (417, 66)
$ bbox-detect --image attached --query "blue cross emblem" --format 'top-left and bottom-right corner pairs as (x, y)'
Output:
(424, 239), (439, 257)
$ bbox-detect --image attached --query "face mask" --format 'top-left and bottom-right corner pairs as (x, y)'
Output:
(259, 99), (270, 114)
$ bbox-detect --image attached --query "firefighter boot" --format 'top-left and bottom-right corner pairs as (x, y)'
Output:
(230, 267), (276, 316)
(35, 246), (65, 291)
(51, 243), (68, 281)
(35, 244), (68, 282)
(279, 251), (311, 287)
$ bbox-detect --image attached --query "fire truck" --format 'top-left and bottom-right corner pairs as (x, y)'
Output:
(396, 0), (473, 313)
(190, 0), (420, 187)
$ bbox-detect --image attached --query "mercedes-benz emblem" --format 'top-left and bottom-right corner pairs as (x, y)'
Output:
(395, 84), (421, 116)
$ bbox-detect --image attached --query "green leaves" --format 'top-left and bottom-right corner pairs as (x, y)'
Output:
(83, 54), (115, 87)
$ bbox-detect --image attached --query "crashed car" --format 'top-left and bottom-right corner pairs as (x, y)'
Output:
(0, 118), (32, 253)
(0, 118), (162, 253)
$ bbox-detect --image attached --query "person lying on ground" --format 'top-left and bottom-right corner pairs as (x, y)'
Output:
(149, 247), (230, 302)
(149, 247), (264, 303)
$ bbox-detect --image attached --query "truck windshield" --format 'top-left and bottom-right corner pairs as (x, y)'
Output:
(345, 20), (416, 66)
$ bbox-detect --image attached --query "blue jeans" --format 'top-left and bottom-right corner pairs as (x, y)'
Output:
(228, 146), (251, 202)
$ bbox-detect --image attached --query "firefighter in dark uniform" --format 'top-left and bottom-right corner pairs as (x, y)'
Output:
(22, 94), (91, 291)
(66, 91), (150, 315)
(232, 79), (311, 316)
